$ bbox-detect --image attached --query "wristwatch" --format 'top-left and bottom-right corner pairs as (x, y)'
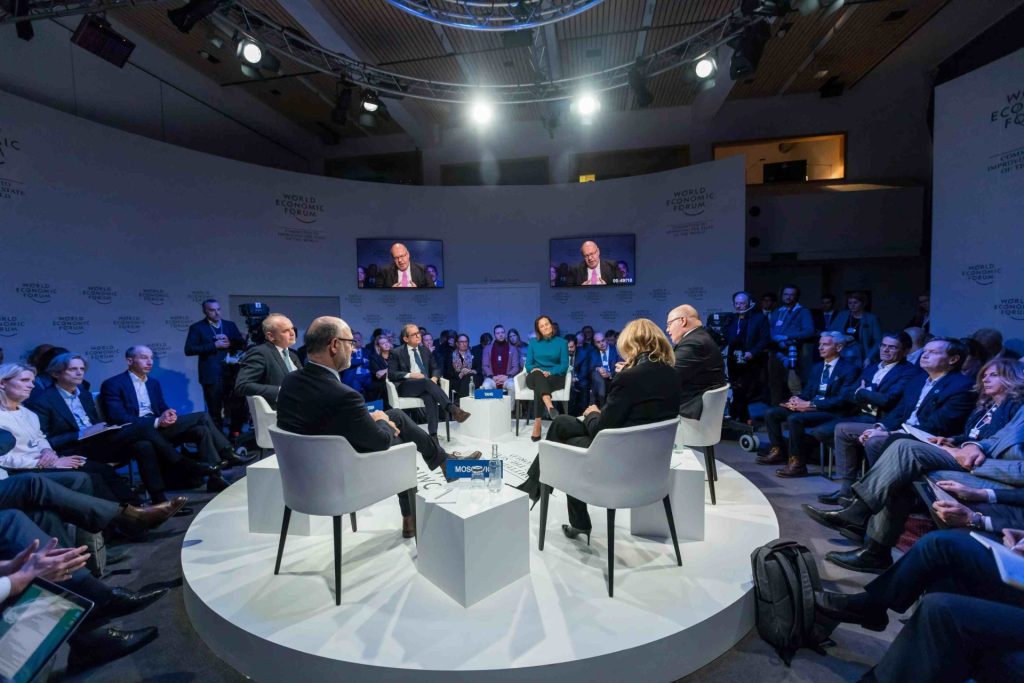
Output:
(968, 512), (985, 530)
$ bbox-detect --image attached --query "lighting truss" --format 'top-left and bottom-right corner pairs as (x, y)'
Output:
(381, 0), (607, 31)
(0, 0), (160, 24)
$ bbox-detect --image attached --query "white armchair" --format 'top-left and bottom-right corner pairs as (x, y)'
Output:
(268, 425), (418, 605)
(385, 377), (452, 441)
(537, 417), (681, 597)
(246, 395), (277, 459)
(675, 384), (729, 505)
(512, 370), (572, 436)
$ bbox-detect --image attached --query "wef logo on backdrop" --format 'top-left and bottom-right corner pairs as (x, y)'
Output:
(666, 186), (715, 216)
(53, 316), (89, 335)
(83, 286), (117, 304)
(16, 282), (55, 303)
(276, 193), (324, 224)
(994, 298), (1024, 322)
(114, 315), (144, 333)
(138, 289), (169, 306)
(961, 263), (1001, 286)
(87, 345), (118, 363)
(991, 89), (1024, 128)
(165, 315), (191, 332)
(0, 128), (22, 166)
(0, 315), (26, 337)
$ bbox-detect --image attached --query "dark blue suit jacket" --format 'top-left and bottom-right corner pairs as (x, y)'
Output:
(880, 371), (977, 435)
(797, 358), (860, 414)
(570, 349), (593, 389)
(99, 371), (170, 426)
(591, 345), (621, 378)
(723, 311), (770, 357)
(25, 385), (102, 452)
(845, 360), (924, 417)
(184, 319), (245, 385)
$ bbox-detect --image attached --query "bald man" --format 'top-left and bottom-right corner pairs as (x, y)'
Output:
(666, 304), (726, 419)
(379, 242), (433, 288)
(575, 240), (618, 286)
(276, 316), (477, 538)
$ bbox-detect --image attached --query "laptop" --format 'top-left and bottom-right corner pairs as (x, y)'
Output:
(0, 579), (93, 683)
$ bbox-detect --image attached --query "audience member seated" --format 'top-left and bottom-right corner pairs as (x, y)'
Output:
(481, 325), (521, 393)
(818, 332), (924, 504)
(665, 304), (727, 419)
(275, 316), (478, 538)
(387, 323), (470, 439)
(340, 330), (372, 395)
(366, 334), (392, 406)
(760, 332), (860, 478)
(448, 333), (477, 399)
(829, 291), (881, 368)
(812, 293), (838, 333)
(802, 396), (1024, 573)
(905, 292), (930, 332)
(508, 328), (528, 356)
(723, 291), (770, 423)
(517, 318), (683, 538)
(960, 336), (990, 379)
(815, 529), (1024, 682)
(99, 346), (247, 493)
(524, 316), (570, 442)
(589, 331), (620, 407)
(903, 326), (926, 365)
(767, 285), (816, 405)
(470, 332), (492, 384)
(565, 336), (593, 416)
(234, 313), (301, 409)
(827, 337), (976, 489)
(28, 345), (68, 391)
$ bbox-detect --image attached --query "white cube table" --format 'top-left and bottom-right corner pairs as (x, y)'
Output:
(416, 483), (529, 607)
(458, 395), (511, 440)
(246, 455), (331, 536)
(630, 448), (706, 541)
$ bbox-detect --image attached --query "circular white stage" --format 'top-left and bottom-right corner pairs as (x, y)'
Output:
(182, 431), (778, 682)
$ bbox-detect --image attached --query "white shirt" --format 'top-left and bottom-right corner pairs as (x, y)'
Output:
(858, 361), (899, 415)
(907, 374), (943, 426)
(130, 371), (162, 427)
(56, 386), (92, 430)
(404, 345), (425, 377)
(0, 408), (53, 475)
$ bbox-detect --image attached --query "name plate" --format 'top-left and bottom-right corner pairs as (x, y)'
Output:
(444, 459), (491, 479)
(473, 389), (503, 400)
(365, 400), (384, 412)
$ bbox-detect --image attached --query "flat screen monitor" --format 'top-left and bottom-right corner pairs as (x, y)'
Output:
(357, 239), (444, 289)
(549, 234), (636, 287)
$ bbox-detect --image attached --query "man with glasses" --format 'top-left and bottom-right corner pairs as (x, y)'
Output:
(666, 304), (726, 419)
(276, 317), (478, 538)
(388, 323), (471, 439)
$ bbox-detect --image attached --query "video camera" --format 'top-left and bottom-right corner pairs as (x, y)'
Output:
(238, 302), (270, 347)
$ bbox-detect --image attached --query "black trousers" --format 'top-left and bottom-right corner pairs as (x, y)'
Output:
(588, 368), (612, 407)
(764, 407), (836, 460)
(158, 411), (232, 465)
(397, 378), (451, 436)
(726, 356), (761, 422)
(0, 473), (119, 536)
(383, 409), (446, 516)
(525, 371), (566, 416)
(202, 369), (245, 433)
(522, 415), (593, 531)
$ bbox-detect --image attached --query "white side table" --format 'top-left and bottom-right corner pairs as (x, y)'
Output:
(458, 395), (511, 440)
(630, 448), (706, 541)
(246, 455), (331, 536)
(416, 484), (529, 606)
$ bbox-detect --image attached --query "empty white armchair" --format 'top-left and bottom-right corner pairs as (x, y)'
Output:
(675, 384), (729, 505)
(385, 377), (452, 441)
(246, 395), (277, 459)
(512, 370), (573, 436)
(268, 425), (418, 605)
(537, 417), (681, 597)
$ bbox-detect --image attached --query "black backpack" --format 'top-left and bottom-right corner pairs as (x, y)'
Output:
(750, 540), (838, 666)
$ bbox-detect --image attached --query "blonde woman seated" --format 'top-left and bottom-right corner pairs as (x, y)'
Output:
(517, 318), (682, 542)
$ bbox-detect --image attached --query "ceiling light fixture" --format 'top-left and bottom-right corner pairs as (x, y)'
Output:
(361, 90), (381, 113)
(695, 57), (717, 79)
(237, 38), (262, 64)
(574, 92), (601, 117)
(167, 0), (225, 34)
(469, 99), (494, 126)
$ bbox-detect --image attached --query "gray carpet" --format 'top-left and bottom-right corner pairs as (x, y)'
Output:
(54, 432), (901, 682)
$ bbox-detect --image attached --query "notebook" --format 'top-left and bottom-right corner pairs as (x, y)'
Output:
(971, 531), (1024, 591)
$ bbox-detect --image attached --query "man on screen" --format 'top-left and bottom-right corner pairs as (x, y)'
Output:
(575, 240), (618, 286)
(379, 242), (433, 288)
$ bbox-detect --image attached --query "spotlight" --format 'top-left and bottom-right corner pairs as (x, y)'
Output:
(361, 90), (381, 113)
(727, 20), (771, 80)
(628, 63), (654, 108)
(237, 39), (262, 65)
(797, 0), (844, 16)
(167, 0), (225, 34)
(574, 92), (601, 117)
(469, 99), (494, 126)
(695, 57), (717, 79)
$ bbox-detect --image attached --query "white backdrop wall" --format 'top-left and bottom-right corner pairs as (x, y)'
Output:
(0, 90), (744, 410)
(931, 48), (1024, 343)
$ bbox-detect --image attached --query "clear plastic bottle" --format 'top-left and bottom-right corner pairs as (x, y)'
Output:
(488, 445), (503, 493)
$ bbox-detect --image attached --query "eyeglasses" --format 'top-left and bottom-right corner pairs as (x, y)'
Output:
(407, 332), (422, 338)
(666, 317), (683, 327)
(333, 337), (355, 346)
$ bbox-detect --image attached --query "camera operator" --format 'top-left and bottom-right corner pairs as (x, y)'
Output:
(767, 285), (816, 406)
(723, 291), (770, 423)
(184, 299), (245, 434)
(235, 313), (301, 409)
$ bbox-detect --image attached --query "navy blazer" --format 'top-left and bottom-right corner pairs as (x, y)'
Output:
(590, 344), (621, 378)
(569, 349), (593, 389)
(25, 385), (102, 452)
(184, 319), (245, 385)
(797, 358), (860, 414)
(880, 371), (977, 435)
(99, 371), (170, 427)
(387, 344), (442, 382)
(846, 360), (924, 417)
(723, 311), (770, 357)
(952, 399), (1024, 446)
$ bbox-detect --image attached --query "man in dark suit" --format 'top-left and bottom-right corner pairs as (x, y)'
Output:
(665, 304), (726, 420)
(723, 291), (770, 423)
(378, 242), (434, 288)
(811, 293), (838, 333)
(588, 331), (621, 407)
(575, 240), (618, 286)
(388, 323), (470, 438)
(184, 299), (246, 431)
(276, 316), (478, 538)
(100, 346), (248, 492)
(760, 332), (861, 477)
(26, 353), (220, 503)
(234, 313), (301, 409)
(565, 336), (593, 416)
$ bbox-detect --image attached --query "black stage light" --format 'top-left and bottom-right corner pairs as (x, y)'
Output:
(741, 0), (792, 17)
(628, 62), (654, 108)
(332, 85), (352, 125)
(728, 20), (771, 80)
(13, 0), (34, 41)
(71, 15), (135, 68)
(167, 0), (225, 34)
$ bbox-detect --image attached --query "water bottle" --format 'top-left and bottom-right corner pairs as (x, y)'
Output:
(488, 444), (503, 493)
(469, 376), (476, 396)
(786, 343), (798, 369)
